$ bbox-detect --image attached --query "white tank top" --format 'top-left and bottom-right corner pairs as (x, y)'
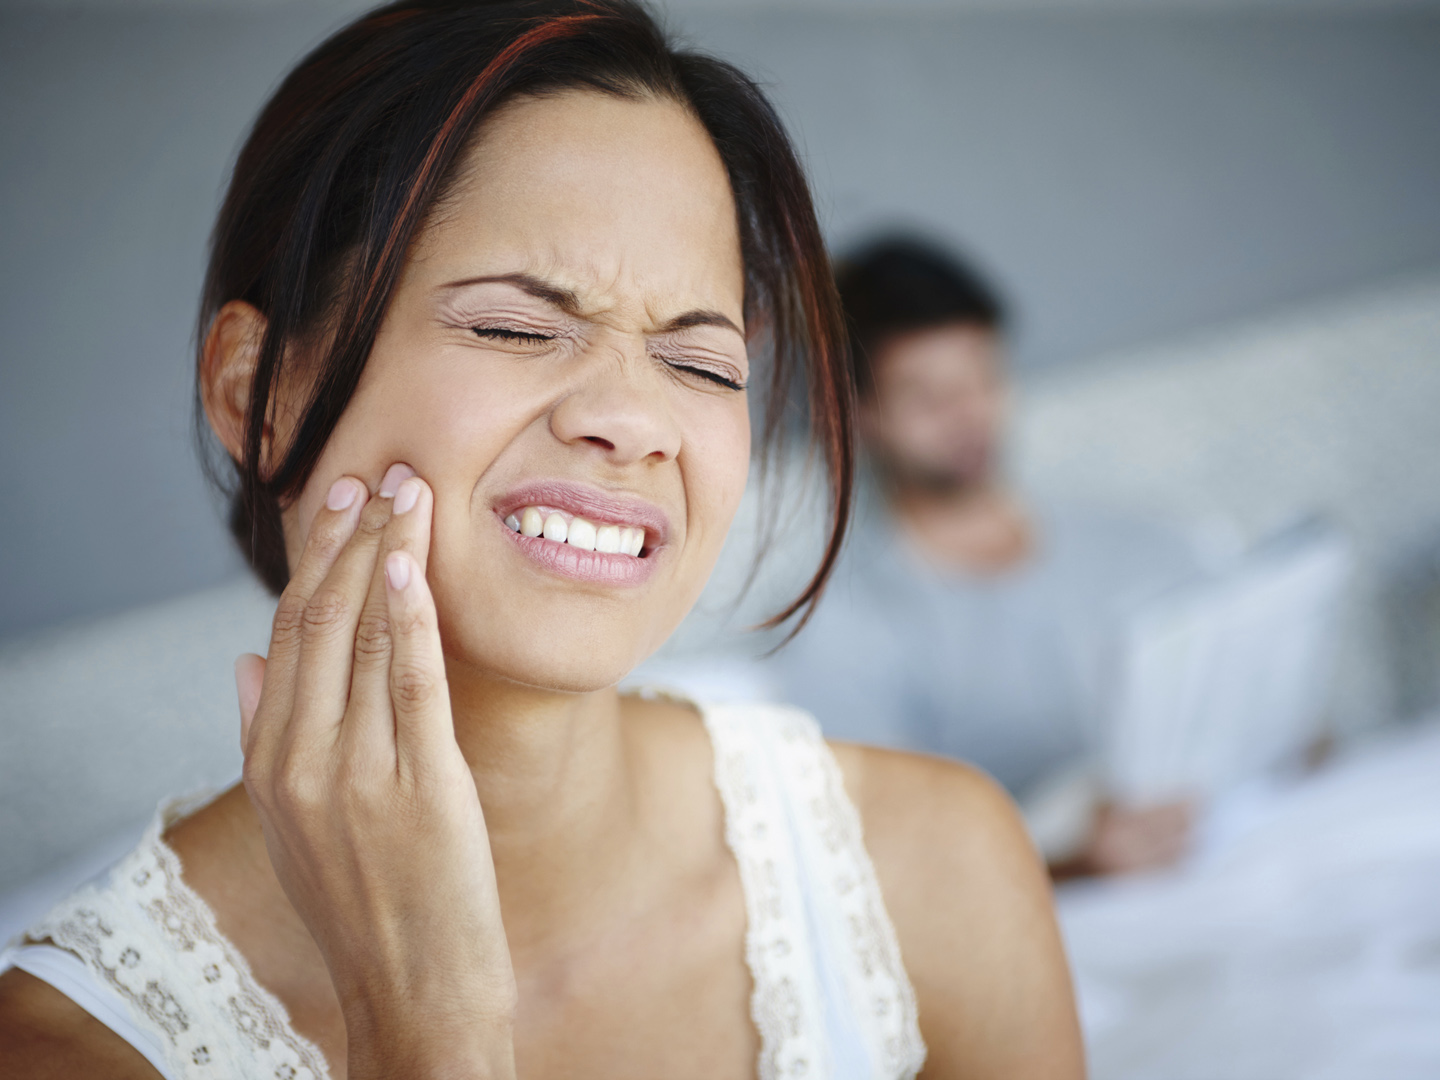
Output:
(2, 702), (926, 1079)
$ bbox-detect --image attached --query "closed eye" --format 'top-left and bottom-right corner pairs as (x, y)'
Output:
(472, 326), (554, 343)
(669, 362), (746, 392)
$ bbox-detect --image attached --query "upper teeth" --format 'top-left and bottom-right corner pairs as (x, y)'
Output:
(504, 507), (646, 557)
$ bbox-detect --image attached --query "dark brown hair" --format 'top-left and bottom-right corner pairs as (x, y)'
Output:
(836, 235), (1006, 400)
(197, 0), (852, 633)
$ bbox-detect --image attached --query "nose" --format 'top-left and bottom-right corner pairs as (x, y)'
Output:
(548, 346), (682, 466)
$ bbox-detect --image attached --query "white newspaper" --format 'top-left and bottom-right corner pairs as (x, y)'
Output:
(1102, 520), (1352, 805)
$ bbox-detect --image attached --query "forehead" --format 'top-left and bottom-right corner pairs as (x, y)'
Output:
(876, 324), (1003, 384)
(412, 89), (745, 323)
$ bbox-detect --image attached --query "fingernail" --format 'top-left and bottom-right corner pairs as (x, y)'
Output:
(325, 477), (359, 512)
(233, 654), (263, 719)
(393, 477), (420, 515)
(378, 463), (416, 498)
(385, 551), (411, 590)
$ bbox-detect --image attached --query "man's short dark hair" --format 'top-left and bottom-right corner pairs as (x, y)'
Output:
(835, 236), (1006, 399)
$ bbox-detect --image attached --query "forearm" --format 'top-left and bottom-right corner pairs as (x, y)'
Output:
(345, 1001), (517, 1080)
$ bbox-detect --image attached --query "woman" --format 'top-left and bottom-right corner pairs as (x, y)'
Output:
(0, 2), (1083, 1076)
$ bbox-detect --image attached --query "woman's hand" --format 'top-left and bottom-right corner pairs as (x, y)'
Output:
(235, 464), (517, 1080)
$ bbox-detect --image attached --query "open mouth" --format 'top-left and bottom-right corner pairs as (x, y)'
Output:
(493, 481), (668, 586)
(503, 506), (649, 558)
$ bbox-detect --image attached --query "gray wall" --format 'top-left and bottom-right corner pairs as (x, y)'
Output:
(675, 7), (1440, 363)
(2, 4), (1439, 638)
(0, 8), (347, 637)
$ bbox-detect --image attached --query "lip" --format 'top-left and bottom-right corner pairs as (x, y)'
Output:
(495, 480), (670, 544)
(493, 479), (670, 587)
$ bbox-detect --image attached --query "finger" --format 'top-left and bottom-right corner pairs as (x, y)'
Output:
(347, 475), (435, 752)
(284, 470), (412, 748)
(254, 476), (369, 740)
(1137, 806), (1190, 856)
(1155, 815), (1193, 860)
(384, 547), (452, 769)
(1130, 817), (1188, 868)
(236, 653), (266, 753)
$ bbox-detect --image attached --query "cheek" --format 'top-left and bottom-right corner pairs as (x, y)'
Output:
(373, 351), (539, 465)
(875, 398), (923, 447)
(403, 366), (523, 485)
(287, 352), (535, 558)
(688, 400), (750, 528)
(668, 400), (750, 620)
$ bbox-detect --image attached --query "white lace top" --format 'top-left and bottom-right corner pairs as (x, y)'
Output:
(2, 702), (926, 1079)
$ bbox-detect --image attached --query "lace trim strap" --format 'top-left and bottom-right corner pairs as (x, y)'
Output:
(706, 702), (927, 1080)
(705, 702), (830, 1080)
(785, 712), (927, 1078)
(24, 800), (330, 1080)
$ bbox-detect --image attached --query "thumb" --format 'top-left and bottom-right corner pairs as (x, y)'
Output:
(234, 653), (267, 754)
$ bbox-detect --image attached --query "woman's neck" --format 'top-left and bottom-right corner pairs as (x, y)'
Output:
(444, 669), (641, 950)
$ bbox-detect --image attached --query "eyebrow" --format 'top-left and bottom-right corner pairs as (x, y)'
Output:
(440, 272), (744, 337)
(661, 309), (745, 337)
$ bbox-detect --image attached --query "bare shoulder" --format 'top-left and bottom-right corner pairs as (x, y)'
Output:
(829, 742), (1086, 1080)
(0, 967), (162, 1079)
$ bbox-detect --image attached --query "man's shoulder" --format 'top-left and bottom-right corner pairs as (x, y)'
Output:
(1037, 497), (1203, 589)
(1039, 495), (1181, 545)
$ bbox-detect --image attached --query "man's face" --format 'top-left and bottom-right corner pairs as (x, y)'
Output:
(860, 322), (1006, 492)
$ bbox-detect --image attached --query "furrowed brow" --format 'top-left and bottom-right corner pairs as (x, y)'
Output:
(660, 310), (744, 336)
(439, 274), (743, 337)
(440, 272), (581, 313)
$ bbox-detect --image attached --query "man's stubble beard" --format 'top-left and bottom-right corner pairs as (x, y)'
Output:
(873, 448), (992, 499)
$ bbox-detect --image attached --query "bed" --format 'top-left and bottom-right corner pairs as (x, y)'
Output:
(1059, 717), (1440, 1079)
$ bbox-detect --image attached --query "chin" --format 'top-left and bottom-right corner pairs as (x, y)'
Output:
(435, 589), (676, 695)
(424, 517), (715, 695)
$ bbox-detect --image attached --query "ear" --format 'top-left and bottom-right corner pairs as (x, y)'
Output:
(200, 300), (269, 465)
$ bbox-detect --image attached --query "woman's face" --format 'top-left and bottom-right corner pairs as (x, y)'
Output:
(282, 90), (751, 692)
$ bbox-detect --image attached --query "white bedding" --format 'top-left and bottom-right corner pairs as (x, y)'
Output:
(1059, 717), (1440, 1080)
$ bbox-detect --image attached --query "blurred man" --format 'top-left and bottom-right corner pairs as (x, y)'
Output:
(772, 237), (1201, 874)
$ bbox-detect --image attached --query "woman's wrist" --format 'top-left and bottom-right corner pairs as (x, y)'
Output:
(345, 1004), (517, 1080)
(340, 969), (519, 1080)
(347, 1047), (516, 1080)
